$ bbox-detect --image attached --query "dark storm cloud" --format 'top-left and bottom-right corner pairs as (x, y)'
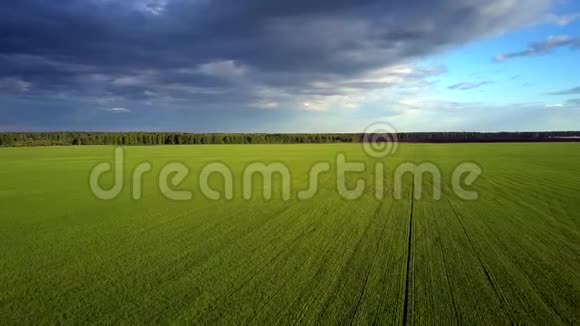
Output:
(0, 0), (550, 110)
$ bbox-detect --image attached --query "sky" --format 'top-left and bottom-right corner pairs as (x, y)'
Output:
(0, 0), (579, 133)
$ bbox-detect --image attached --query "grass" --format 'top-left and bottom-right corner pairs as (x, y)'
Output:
(0, 143), (579, 324)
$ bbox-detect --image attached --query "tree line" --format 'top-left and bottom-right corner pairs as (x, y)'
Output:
(0, 131), (579, 147)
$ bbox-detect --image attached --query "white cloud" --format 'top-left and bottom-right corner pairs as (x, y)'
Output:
(243, 63), (443, 113)
(139, 0), (168, 15)
(291, 64), (443, 111)
(0, 78), (31, 92)
(254, 101), (279, 110)
(93, 0), (169, 15)
(546, 12), (580, 26)
(197, 60), (246, 79)
(104, 107), (131, 113)
(301, 101), (329, 112)
(112, 74), (151, 87)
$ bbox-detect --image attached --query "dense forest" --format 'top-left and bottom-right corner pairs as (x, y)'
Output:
(0, 131), (579, 147)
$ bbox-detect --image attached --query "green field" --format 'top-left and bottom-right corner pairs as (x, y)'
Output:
(1, 143), (579, 324)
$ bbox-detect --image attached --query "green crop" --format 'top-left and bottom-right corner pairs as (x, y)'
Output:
(0, 143), (578, 324)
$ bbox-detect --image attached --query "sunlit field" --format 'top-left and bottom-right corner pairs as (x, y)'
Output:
(1, 143), (579, 324)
